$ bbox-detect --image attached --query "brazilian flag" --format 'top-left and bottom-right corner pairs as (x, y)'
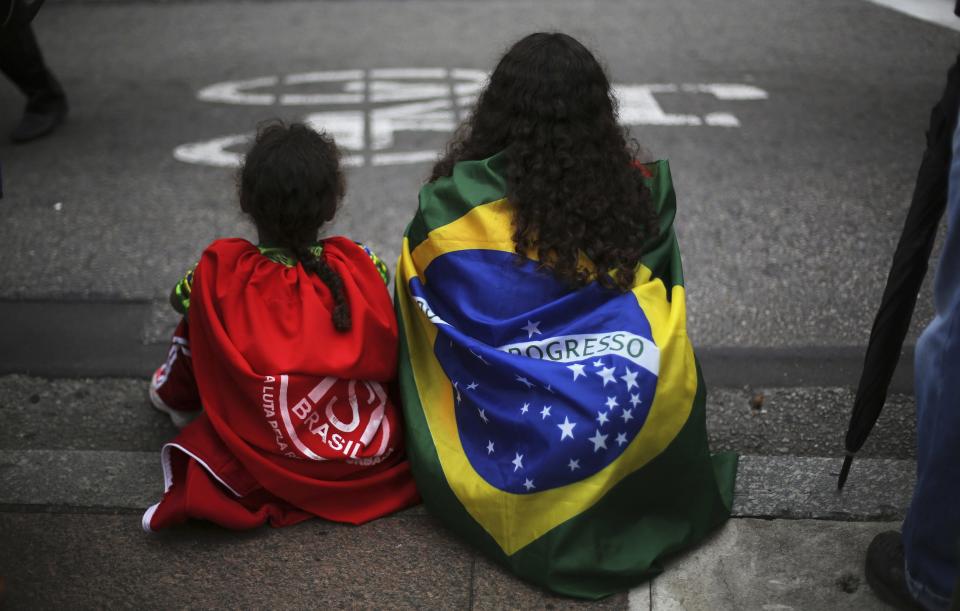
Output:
(396, 152), (736, 599)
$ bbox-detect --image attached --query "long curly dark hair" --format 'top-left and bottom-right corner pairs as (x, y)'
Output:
(431, 32), (659, 291)
(239, 120), (352, 331)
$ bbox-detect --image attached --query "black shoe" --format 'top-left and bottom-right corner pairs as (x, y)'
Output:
(10, 104), (67, 144)
(866, 531), (923, 610)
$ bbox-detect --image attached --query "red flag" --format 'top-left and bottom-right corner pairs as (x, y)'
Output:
(144, 238), (419, 531)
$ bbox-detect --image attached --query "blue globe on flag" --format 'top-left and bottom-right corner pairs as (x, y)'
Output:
(409, 249), (660, 494)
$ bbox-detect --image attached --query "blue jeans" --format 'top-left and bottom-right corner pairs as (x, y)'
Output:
(901, 106), (960, 610)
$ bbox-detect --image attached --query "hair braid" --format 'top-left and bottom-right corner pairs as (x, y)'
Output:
(293, 244), (352, 332)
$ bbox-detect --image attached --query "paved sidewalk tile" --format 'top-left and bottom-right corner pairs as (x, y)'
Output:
(471, 552), (632, 609)
(0, 449), (916, 524)
(0, 449), (159, 509)
(638, 518), (898, 610)
(707, 386), (915, 458)
(734, 455), (914, 520)
(0, 375), (177, 452)
(0, 511), (473, 609)
(0, 374), (918, 458)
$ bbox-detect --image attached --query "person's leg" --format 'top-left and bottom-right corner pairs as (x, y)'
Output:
(951, 566), (960, 610)
(866, 53), (960, 611)
(149, 319), (203, 428)
(0, 22), (67, 142)
(899, 87), (960, 611)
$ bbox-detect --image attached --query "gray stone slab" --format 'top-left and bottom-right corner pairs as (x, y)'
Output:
(472, 552), (632, 609)
(707, 386), (916, 460)
(0, 447), (916, 524)
(0, 375), (177, 452)
(0, 298), (919, 394)
(700, 345), (915, 395)
(733, 455), (914, 521)
(0, 366), (918, 460)
(0, 449), (160, 509)
(0, 298), (919, 396)
(140, 300), (181, 345)
(0, 301), (165, 378)
(0, 511), (473, 609)
(642, 519), (899, 610)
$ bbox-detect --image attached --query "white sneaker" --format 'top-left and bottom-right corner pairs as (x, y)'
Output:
(148, 368), (201, 429)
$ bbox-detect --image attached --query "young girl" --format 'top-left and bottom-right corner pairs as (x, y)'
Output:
(395, 33), (736, 598)
(144, 121), (418, 531)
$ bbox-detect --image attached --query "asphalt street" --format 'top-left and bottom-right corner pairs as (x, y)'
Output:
(0, 0), (956, 348)
(0, 0), (955, 608)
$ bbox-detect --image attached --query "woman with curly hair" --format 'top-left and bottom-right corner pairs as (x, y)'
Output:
(430, 33), (659, 291)
(396, 33), (735, 598)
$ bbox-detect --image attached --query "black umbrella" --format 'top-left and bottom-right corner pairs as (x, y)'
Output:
(838, 55), (960, 490)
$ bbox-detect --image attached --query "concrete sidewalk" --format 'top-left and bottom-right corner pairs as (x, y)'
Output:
(0, 445), (909, 609)
(641, 518), (896, 610)
(0, 371), (914, 609)
(0, 450), (916, 522)
(0, 510), (896, 609)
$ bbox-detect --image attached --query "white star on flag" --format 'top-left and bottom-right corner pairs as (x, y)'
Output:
(568, 363), (586, 380)
(545, 384), (555, 393)
(478, 408), (489, 423)
(568, 458), (581, 471)
(597, 366), (617, 386)
(516, 375), (534, 388)
(466, 381), (479, 390)
(592, 359), (605, 368)
(523, 478), (536, 491)
(540, 405), (552, 419)
(557, 416), (576, 440)
(630, 393), (641, 408)
(588, 430), (608, 452)
(520, 402), (530, 414)
(605, 396), (619, 410)
(596, 411), (610, 426)
(521, 320), (542, 338)
(486, 440), (495, 454)
(512, 452), (524, 471)
(621, 368), (639, 391)
(621, 407), (634, 422)
(616, 432), (628, 446)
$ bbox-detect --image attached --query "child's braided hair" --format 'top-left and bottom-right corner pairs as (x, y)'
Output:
(239, 120), (351, 331)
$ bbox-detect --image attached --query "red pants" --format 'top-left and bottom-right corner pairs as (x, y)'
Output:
(150, 320), (203, 417)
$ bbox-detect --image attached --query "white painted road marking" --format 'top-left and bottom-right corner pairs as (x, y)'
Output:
(863, 0), (960, 31)
(174, 68), (769, 169)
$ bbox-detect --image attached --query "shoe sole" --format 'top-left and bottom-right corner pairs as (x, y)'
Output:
(10, 111), (67, 144)
(865, 570), (923, 611)
(148, 379), (200, 429)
